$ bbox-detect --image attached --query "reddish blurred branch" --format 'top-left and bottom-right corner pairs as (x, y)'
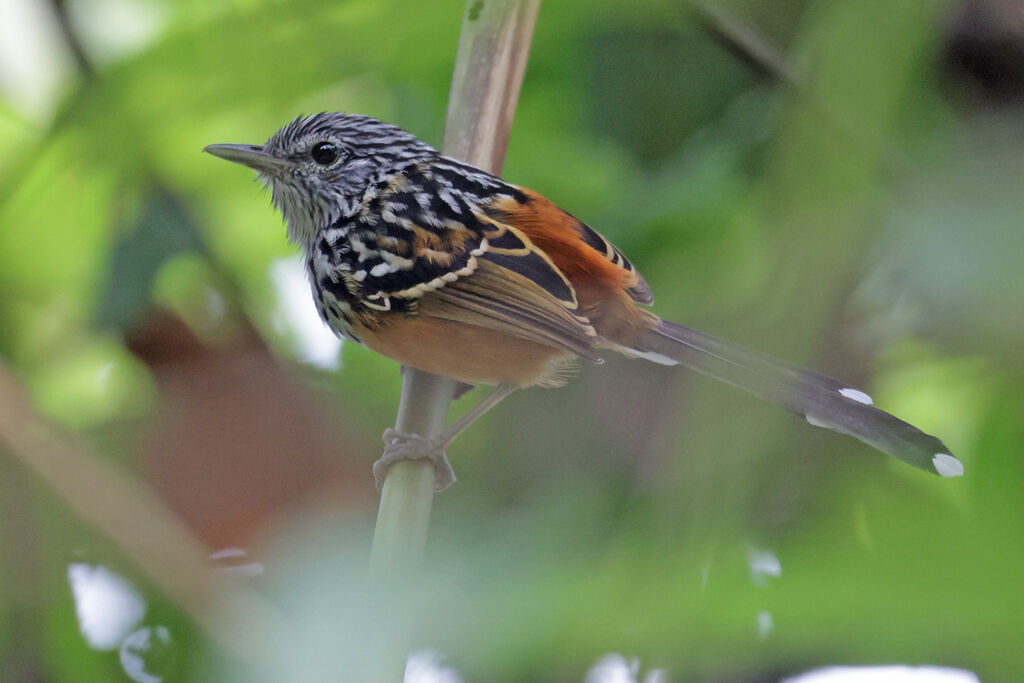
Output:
(0, 359), (278, 660)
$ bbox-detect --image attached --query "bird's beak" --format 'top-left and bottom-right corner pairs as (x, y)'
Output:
(203, 143), (291, 172)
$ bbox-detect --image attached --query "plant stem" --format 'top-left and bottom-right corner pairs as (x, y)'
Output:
(443, 0), (542, 172)
(368, 0), (541, 573)
(369, 371), (457, 572)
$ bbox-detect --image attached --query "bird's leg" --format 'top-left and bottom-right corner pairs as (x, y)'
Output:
(374, 383), (519, 492)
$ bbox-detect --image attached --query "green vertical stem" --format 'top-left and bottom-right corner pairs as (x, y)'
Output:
(370, 371), (458, 571)
(369, 0), (541, 574)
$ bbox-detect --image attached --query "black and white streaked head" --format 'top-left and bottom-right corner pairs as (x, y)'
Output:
(205, 113), (438, 246)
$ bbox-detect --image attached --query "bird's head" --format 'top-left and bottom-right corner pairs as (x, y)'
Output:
(205, 112), (437, 246)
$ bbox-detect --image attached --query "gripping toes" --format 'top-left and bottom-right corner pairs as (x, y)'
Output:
(374, 428), (457, 493)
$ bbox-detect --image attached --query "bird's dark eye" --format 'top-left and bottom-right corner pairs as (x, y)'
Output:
(310, 141), (340, 166)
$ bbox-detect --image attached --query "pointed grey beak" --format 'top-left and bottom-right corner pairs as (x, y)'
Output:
(203, 143), (291, 172)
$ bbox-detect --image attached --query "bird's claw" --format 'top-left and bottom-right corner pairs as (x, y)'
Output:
(374, 428), (456, 493)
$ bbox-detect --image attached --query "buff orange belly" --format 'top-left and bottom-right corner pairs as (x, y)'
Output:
(357, 315), (576, 387)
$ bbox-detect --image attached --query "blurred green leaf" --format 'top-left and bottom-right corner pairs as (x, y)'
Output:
(96, 185), (205, 331)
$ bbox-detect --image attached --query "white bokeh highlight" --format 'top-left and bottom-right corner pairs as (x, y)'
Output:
(757, 610), (774, 638)
(783, 666), (980, 683)
(404, 650), (463, 683)
(748, 548), (782, 586)
(120, 625), (171, 683)
(68, 0), (167, 65)
(586, 654), (667, 683)
(67, 563), (146, 650)
(209, 547), (265, 578)
(270, 256), (343, 370)
(0, 0), (72, 116)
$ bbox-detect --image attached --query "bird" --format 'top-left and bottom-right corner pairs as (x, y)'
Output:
(205, 112), (963, 491)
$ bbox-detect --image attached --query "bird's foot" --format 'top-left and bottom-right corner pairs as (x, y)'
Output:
(374, 428), (456, 493)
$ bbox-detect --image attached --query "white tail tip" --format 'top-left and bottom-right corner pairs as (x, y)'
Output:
(839, 387), (874, 405)
(932, 453), (964, 477)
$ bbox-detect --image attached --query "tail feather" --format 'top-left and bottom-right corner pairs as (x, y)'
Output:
(635, 319), (962, 477)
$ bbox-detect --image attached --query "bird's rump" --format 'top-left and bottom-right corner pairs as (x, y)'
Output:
(484, 189), (654, 306)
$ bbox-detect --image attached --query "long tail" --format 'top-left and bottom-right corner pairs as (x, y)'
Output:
(634, 319), (963, 477)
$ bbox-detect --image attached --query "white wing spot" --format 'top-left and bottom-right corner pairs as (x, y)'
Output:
(381, 252), (415, 270)
(932, 453), (964, 477)
(438, 188), (461, 213)
(369, 263), (392, 278)
(455, 256), (478, 277)
(400, 284), (427, 298)
(363, 295), (391, 311)
(839, 387), (874, 405)
(471, 238), (489, 257)
(351, 236), (379, 262)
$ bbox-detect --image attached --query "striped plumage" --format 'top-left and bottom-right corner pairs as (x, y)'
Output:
(206, 113), (962, 482)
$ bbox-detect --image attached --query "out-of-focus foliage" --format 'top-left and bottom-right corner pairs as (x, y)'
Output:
(0, 0), (1021, 680)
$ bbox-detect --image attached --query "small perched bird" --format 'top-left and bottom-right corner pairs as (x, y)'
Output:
(206, 112), (962, 490)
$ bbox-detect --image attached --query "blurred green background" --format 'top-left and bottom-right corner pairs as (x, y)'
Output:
(1, 0), (1022, 680)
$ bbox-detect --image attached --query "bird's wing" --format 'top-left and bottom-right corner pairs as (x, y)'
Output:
(485, 187), (654, 305)
(419, 256), (601, 360)
(331, 167), (600, 359)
